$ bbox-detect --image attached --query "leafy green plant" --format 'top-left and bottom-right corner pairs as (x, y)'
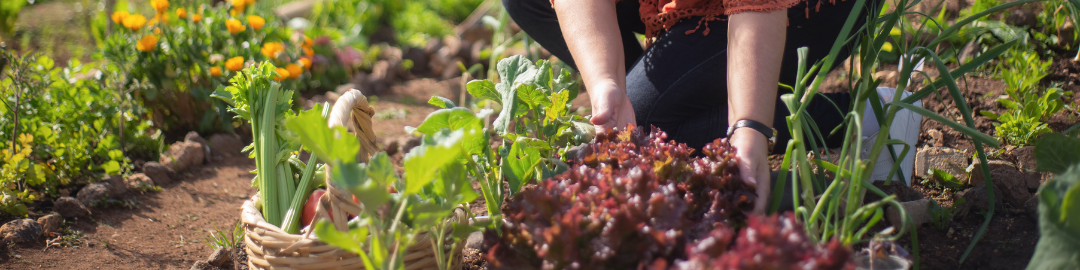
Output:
(771, 0), (1027, 265)
(410, 55), (591, 224)
(1, 51), (159, 217)
(993, 111), (1052, 146)
(287, 107), (479, 270)
(212, 62), (324, 234)
(1026, 163), (1080, 269)
(0, 0), (27, 37)
(929, 198), (964, 230)
(199, 220), (244, 250)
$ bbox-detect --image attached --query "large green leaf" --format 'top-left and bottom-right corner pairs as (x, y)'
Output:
(1026, 165), (1080, 269)
(1036, 133), (1080, 174)
(403, 130), (465, 195)
(414, 108), (484, 136)
(502, 138), (542, 195)
(466, 80), (500, 104)
(285, 109), (360, 164)
(517, 84), (549, 109)
(493, 86), (518, 135)
(427, 96), (456, 109)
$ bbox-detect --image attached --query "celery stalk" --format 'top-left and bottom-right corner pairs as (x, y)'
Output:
(259, 84), (282, 226)
(281, 103), (331, 234)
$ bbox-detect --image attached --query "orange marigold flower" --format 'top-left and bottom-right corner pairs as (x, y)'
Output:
(231, 0), (245, 12)
(260, 42), (284, 59)
(122, 14), (147, 31)
(247, 15), (265, 31)
(226, 18), (245, 34)
(273, 68), (289, 81)
(286, 64), (302, 79)
(151, 0), (170, 14)
(299, 57), (312, 69)
(192, 13), (203, 23)
(303, 46), (314, 57)
(225, 57), (245, 71)
(111, 11), (129, 24)
(177, 8), (187, 19)
(303, 36), (313, 47)
(153, 27), (162, 34)
(136, 35), (159, 52)
(210, 67), (222, 77)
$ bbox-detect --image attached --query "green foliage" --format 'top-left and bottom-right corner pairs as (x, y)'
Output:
(199, 221), (244, 250)
(1026, 164), (1080, 270)
(309, 0), (482, 48)
(1035, 132), (1080, 174)
(296, 107), (480, 269)
(0, 0), (27, 36)
(994, 111), (1052, 146)
(0, 52), (159, 217)
(929, 198), (964, 230)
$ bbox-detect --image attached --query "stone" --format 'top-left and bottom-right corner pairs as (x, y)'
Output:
(273, 0), (316, 21)
(967, 159), (1014, 186)
(914, 147), (968, 179)
(54, 197), (90, 218)
(101, 175), (127, 197)
(403, 47), (430, 76)
(1059, 21), (1075, 47)
(189, 260), (213, 270)
(142, 161), (175, 185)
(441, 57), (466, 80)
(1, 219), (42, 245)
(927, 129), (944, 147)
(368, 60), (396, 95)
(185, 131), (211, 164)
(989, 167), (1035, 207)
(956, 183), (1003, 215)
(1006, 9), (1037, 28)
(424, 37), (443, 55)
(36, 213), (62, 237)
(1011, 146), (1037, 171)
(870, 180), (925, 202)
(76, 183), (111, 207)
(402, 136), (422, 155)
(126, 173), (155, 189)
(160, 141), (205, 172)
(208, 133), (244, 158)
(958, 41), (980, 65)
(465, 231), (483, 250)
(384, 140), (400, 156)
(885, 199), (931, 229)
(207, 246), (231, 267)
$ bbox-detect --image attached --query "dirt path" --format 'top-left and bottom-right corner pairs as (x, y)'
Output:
(1, 157), (257, 269)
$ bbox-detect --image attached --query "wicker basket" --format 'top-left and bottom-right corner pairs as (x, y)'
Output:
(241, 89), (466, 270)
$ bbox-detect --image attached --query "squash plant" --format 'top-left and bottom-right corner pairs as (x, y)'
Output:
(285, 107), (479, 270)
(413, 55), (593, 224)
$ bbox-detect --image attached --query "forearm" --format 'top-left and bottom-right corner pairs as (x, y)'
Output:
(727, 10), (787, 128)
(553, 0), (625, 90)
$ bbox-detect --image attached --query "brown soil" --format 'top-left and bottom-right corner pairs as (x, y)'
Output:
(0, 157), (258, 269)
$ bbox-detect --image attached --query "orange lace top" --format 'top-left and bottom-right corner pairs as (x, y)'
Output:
(552, 0), (805, 44)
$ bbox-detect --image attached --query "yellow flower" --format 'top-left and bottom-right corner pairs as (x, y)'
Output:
(148, 15), (160, 26)
(231, 0), (245, 12)
(177, 8), (187, 19)
(111, 11), (129, 24)
(247, 15), (265, 31)
(882, 42), (894, 53)
(260, 42), (284, 59)
(153, 27), (162, 34)
(151, 0), (170, 14)
(192, 13), (202, 23)
(122, 14), (147, 31)
(136, 35), (159, 52)
(226, 57), (245, 71)
(286, 64), (302, 79)
(210, 67), (222, 77)
(273, 68), (289, 81)
(226, 18), (245, 34)
(299, 57), (312, 69)
(303, 46), (314, 57)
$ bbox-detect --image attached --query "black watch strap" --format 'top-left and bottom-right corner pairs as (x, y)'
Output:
(727, 119), (774, 138)
(727, 119), (777, 153)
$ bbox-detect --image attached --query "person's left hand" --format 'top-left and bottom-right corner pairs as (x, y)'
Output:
(729, 128), (771, 215)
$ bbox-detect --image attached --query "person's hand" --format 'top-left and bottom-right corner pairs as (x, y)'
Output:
(729, 128), (771, 215)
(588, 81), (636, 130)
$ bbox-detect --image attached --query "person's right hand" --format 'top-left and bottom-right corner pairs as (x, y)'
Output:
(588, 81), (636, 131)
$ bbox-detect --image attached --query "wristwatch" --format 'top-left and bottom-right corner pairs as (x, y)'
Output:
(726, 119), (777, 153)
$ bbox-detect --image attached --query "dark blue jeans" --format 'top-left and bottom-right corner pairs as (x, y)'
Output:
(504, 0), (875, 153)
